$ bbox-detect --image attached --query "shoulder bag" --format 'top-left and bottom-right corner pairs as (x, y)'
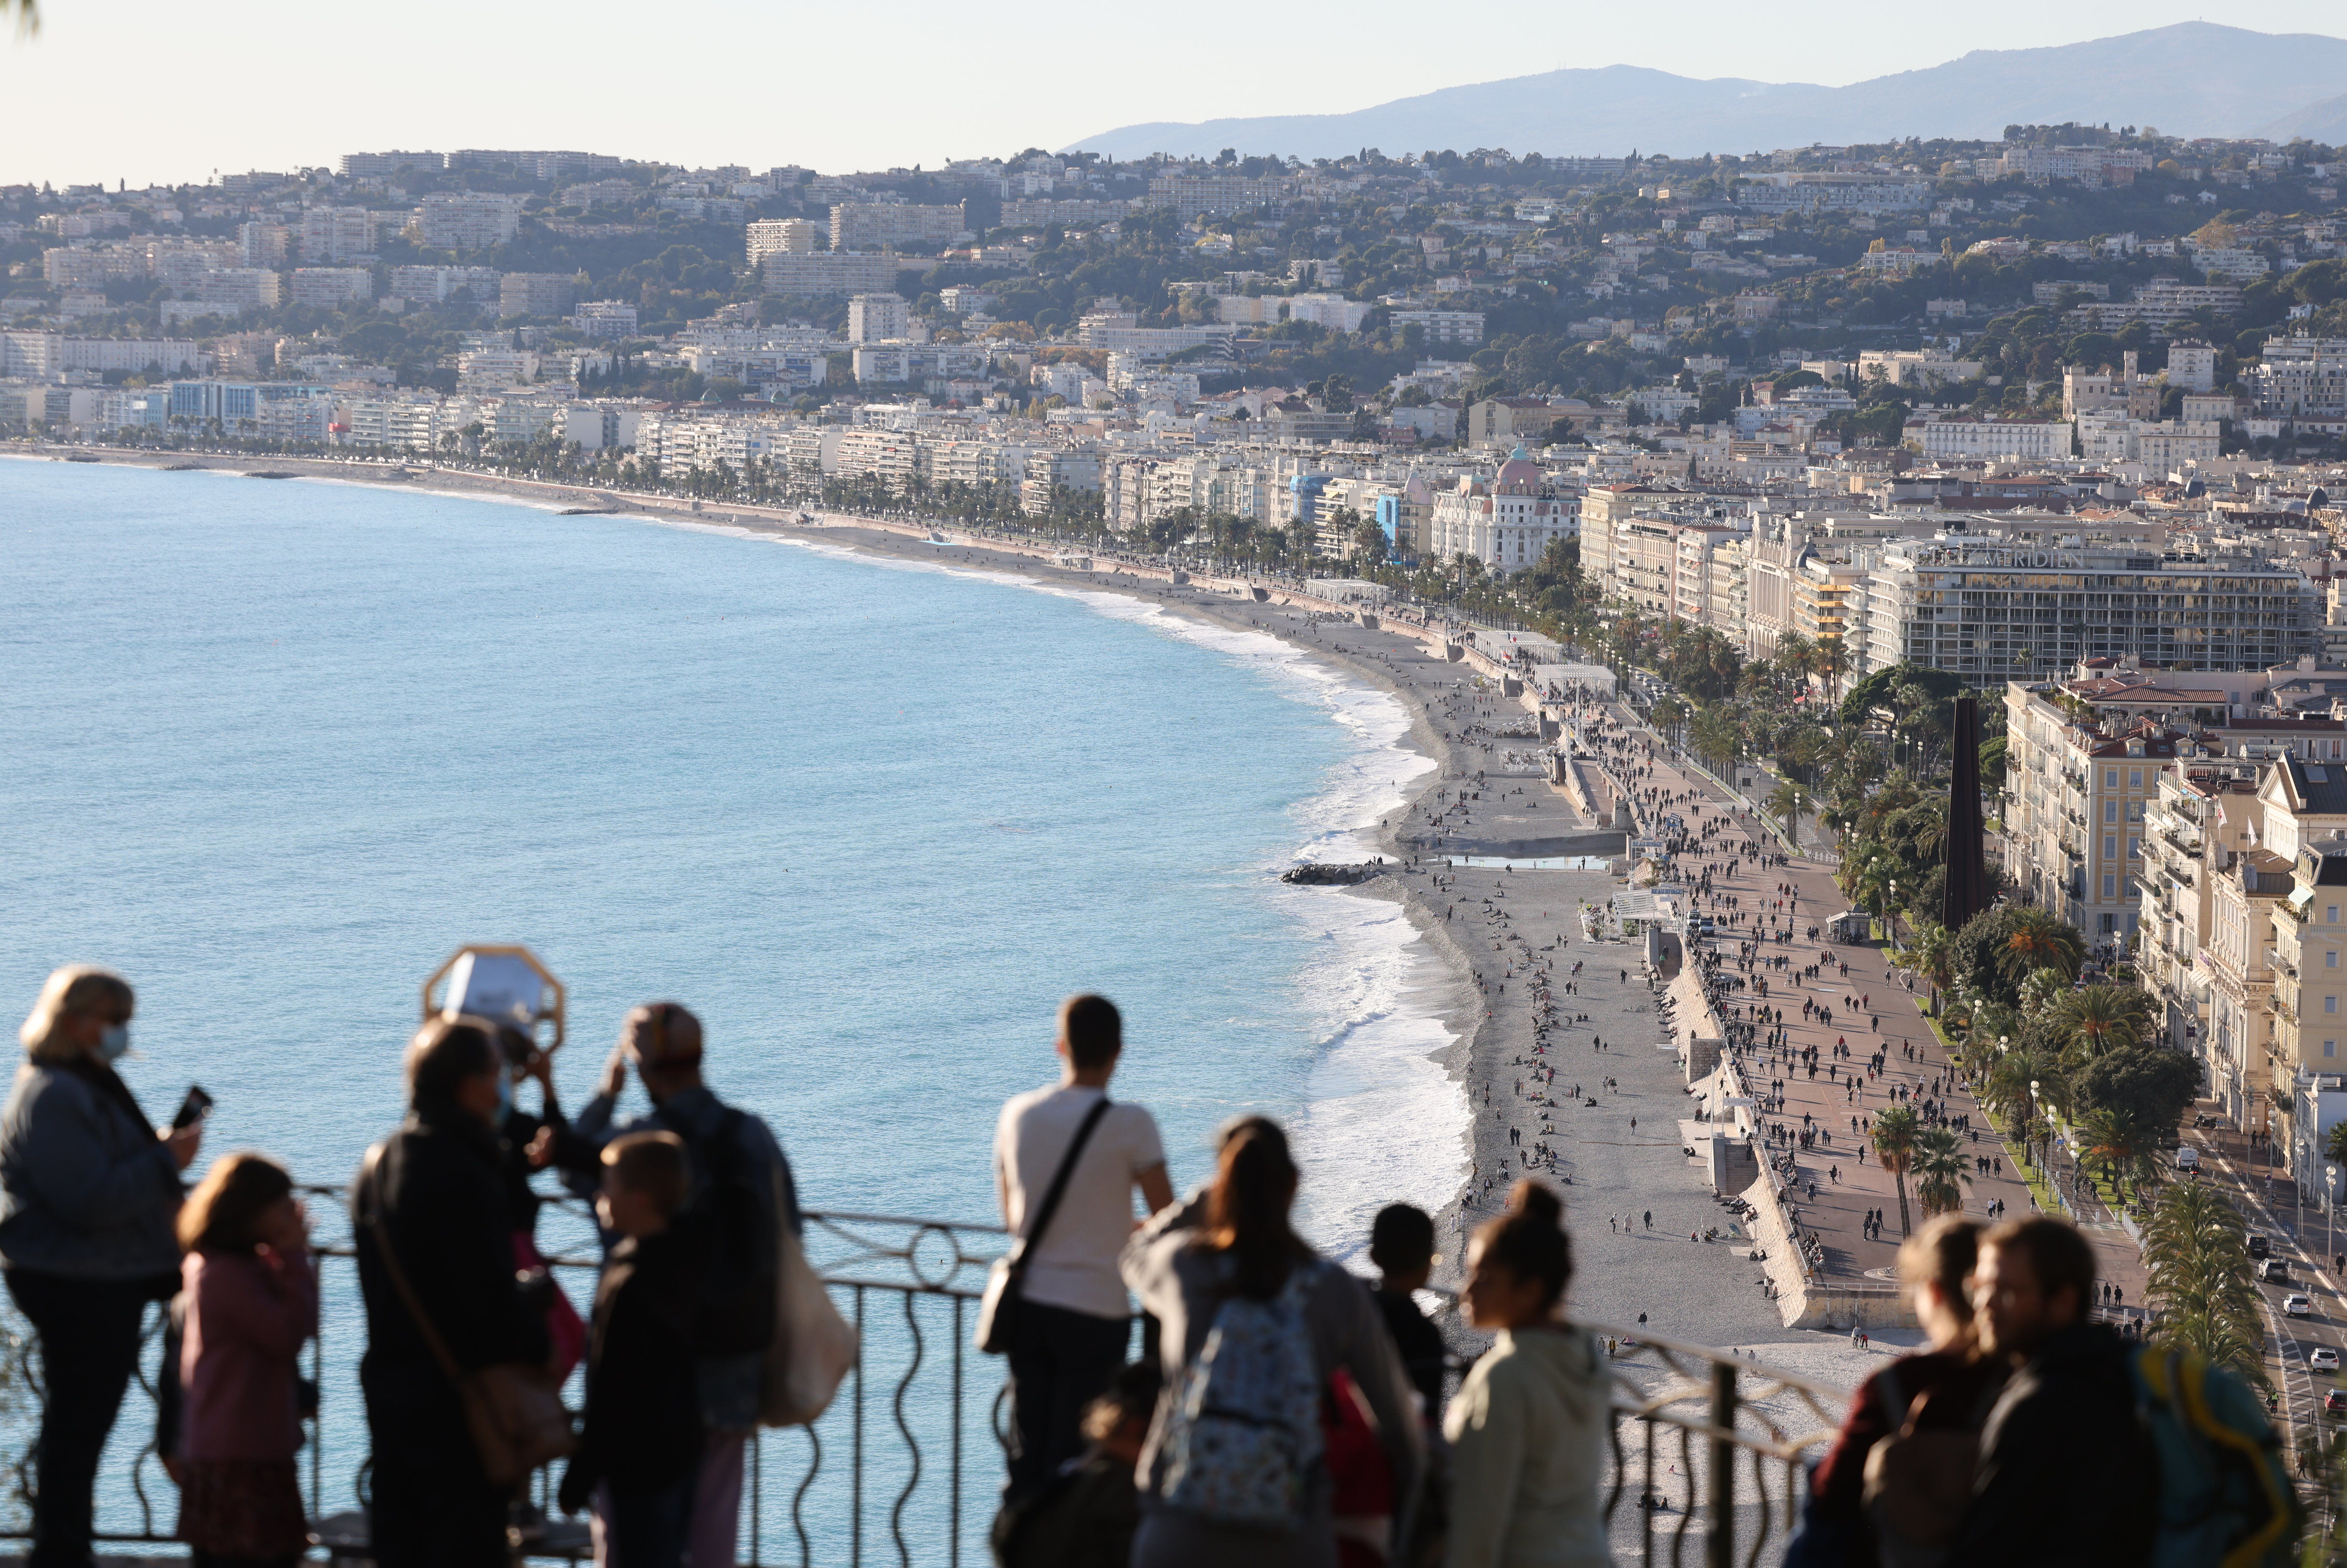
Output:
(359, 1145), (576, 1488)
(975, 1095), (1113, 1355)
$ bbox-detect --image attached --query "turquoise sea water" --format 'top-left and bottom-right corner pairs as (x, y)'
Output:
(0, 459), (1457, 1555)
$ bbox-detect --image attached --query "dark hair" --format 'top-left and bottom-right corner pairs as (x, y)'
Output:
(177, 1152), (293, 1254)
(1204, 1116), (1306, 1300)
(1370, 1203), (1435, 1277)
(405, 1016), (498, 1110)
(1472, 1179), (1573, 1309)
(1081, 1359), (1164, 1443)
(1900, 1214), (1981, 1324)
(603, 1130), (692, 1218)
(1060, 994), (1122, 1070)
(623, 1002), (704, 1071)
(1983, 1215), (2095, 1315)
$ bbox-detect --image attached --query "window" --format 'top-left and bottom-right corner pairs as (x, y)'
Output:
(2103, 874), (2117, 899)
(2105, 769), (2119, 788)
(2330, 950), (2339, 969)
(2105, 801), (2119, 823)
(2105, 836), (2118, 859)
(2330, 996), (2340, 1015)
(2130, 769), (2143, 789)
(2331, 1041), (2340, 1058)
(2332, 908), (2341, 926)
(2128, 836), (2140, 859)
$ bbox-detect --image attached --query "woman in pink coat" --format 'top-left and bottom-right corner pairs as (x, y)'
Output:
(174, 1153), (317, 1568)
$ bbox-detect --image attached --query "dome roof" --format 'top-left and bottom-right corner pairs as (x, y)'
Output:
(1494, 443), (1542, 493)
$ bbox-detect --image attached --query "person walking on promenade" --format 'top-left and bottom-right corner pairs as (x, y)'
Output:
(0, 966), (199, 1568)
(1793, 1216), (1993, 1568)
(995, 994), (1174, 1502)
(571, 1002), (801, 1568)
(1951, 1217), (2155, 1568)
(1445, 1179), (1611, 1568)
(173, 1153), (317, 1568)
(354, 1017), (552, 1568)
(1122, 1117), (1423, 1568)
(560, 1132), (704, 1568)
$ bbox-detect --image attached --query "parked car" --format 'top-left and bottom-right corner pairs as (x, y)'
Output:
(2311, 1346), (2339, 1374)
(2287, 1294), (2315, 1317)
(2260, 1259), (2292, 1282)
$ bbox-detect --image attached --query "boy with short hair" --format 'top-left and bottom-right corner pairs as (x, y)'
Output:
(560, 1132), (704, 1568)
(1368, 1203), (1446, 1418)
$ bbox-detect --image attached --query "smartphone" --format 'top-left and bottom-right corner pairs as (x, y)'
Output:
(171, 1085), (214, 1131)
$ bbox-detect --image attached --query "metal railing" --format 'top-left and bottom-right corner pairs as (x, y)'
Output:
(2, 1189), (1852, 1567)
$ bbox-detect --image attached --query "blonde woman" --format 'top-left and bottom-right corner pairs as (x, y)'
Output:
(0, 966), (201, 1568)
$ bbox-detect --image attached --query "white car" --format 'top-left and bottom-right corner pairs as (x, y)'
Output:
(2286, 1294), (2315, 1317)
(2311, 1346), (2340, 1373)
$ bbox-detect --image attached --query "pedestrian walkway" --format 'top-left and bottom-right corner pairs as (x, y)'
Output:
(1593, 702), (2150, 1313)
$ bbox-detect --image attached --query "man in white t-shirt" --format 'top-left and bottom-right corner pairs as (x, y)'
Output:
(993, 993), (1174, 1501)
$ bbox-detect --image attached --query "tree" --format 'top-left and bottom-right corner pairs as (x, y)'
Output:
(1999, 906), (2087, 987)
(1351, 518), (1388, 565)
(2050, 985), (2151, 1062)
(1767, 780), (1810, 848)
(2144, 1180), (2267, 1389)
(1913, 1126), (1974, 1217)
(1872, 1105), (1920, 1237)
(2072, 1043), (2201, 1154)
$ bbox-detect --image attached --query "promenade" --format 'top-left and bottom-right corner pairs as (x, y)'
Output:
(1588, 701), (2152, 1315)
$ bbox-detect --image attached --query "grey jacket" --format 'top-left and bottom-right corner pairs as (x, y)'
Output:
(0, 1060), (182, 1281)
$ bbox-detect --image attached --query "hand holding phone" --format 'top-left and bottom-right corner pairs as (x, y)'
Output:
(172, 1085), (214, 1131)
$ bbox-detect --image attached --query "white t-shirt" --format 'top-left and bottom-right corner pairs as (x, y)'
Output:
(993, 1084), (1166, 1320)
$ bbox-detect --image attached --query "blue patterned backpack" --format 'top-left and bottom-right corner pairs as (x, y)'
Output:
(1157, 1261), (1326, 1529)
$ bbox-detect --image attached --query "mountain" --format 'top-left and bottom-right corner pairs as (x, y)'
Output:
(1068, 23), (2347, 162)
(2258, 91), (2347, 145)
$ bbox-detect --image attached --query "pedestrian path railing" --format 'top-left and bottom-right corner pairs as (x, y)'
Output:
(2, 1187), (1851, 1568)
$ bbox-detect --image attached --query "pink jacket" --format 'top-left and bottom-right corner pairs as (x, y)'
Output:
(179, 1246), (318, 1462)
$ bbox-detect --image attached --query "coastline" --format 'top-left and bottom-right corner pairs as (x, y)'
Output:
(9, 447), (1791, 1343)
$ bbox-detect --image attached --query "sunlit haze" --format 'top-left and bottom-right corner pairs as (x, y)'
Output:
(7, 0), (2346, 185)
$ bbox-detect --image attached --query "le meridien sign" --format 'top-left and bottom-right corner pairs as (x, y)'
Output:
(1912, 545), (2088, 570)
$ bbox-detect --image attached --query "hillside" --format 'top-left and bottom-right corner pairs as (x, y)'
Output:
(1070, 23), (2347, 161)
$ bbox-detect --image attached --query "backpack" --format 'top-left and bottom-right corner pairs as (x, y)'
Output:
(2132, 1344), (2301, 1568)
(1157, 1261), (1326, 1530)
(674, 1107), (781, 1358)
(1859, 1363), (1976, 1568)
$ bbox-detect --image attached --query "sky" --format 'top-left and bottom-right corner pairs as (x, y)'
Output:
(6, 0), (2347, 189)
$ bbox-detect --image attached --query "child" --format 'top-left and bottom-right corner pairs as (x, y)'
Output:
(1368, 1203), (1446, 1419)
(991, 1361), (1158, 1568)
(559, 1132), (703, 1568)
(175, 1152), (317, 1568)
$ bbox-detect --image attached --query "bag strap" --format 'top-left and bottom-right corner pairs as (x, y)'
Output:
(1009, 1096), (1113, 1268)
(356, 1142), (468, 1388)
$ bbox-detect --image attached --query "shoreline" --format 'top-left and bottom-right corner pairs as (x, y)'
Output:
(11, 447), (1812, 1349)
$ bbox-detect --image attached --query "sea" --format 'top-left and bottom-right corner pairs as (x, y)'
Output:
(0, 458), (1458, 1557)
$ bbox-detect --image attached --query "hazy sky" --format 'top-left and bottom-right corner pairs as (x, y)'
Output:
(6, 0), (2344, 189)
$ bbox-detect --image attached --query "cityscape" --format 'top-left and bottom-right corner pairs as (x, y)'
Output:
(15, 8), (2347, 1568)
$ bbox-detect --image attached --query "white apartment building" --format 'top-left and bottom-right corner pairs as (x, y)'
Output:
(288, 268), (374, 308)
(830, 203), (965, 252)
(2001, 691), (2185, 942)
(847, 292), (911, 345)
(299, 207), (380, 263)
(1861, 533), (2321, 685)
(573, 301), (639, 340)
(410, 192), (525, 250)
(1916, 419), (2074, 460)
(745, 219), (826, 265)
(763, 251), (901, 297)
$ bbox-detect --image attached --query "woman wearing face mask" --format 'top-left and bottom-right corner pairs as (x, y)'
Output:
(0, 966), (201, 1568)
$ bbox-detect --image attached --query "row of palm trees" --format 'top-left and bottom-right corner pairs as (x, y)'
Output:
(1870, 1104), (1973, 1238)
(2145, 1180), (2268, 1390)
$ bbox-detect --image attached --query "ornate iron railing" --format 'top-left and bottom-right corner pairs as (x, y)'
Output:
(0, 1194), (1851, 1567)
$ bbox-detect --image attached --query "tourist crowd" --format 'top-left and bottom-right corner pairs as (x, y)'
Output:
(0, 965), (2287, 1568)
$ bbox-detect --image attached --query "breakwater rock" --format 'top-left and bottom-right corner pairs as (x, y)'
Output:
(1280, 861), (1388, 886)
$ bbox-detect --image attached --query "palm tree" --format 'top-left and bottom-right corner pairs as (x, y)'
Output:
(2078, 1106), (2159, 1203)
(1912, 1126), (1974, 1217)
(2144, 1181), (2267, 1388)
(1872, 1105), (1921, 1237)
(2050, 985), (2149, 1062)
(1767, 780), (1810, 849)
(1997, 907), (2086, 987)
(1900, 922), (1957, 995)
(1985, 1047), (2068, 1134)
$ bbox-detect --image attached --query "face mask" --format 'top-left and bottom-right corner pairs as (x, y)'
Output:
(97, 1024), (131, 1063)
